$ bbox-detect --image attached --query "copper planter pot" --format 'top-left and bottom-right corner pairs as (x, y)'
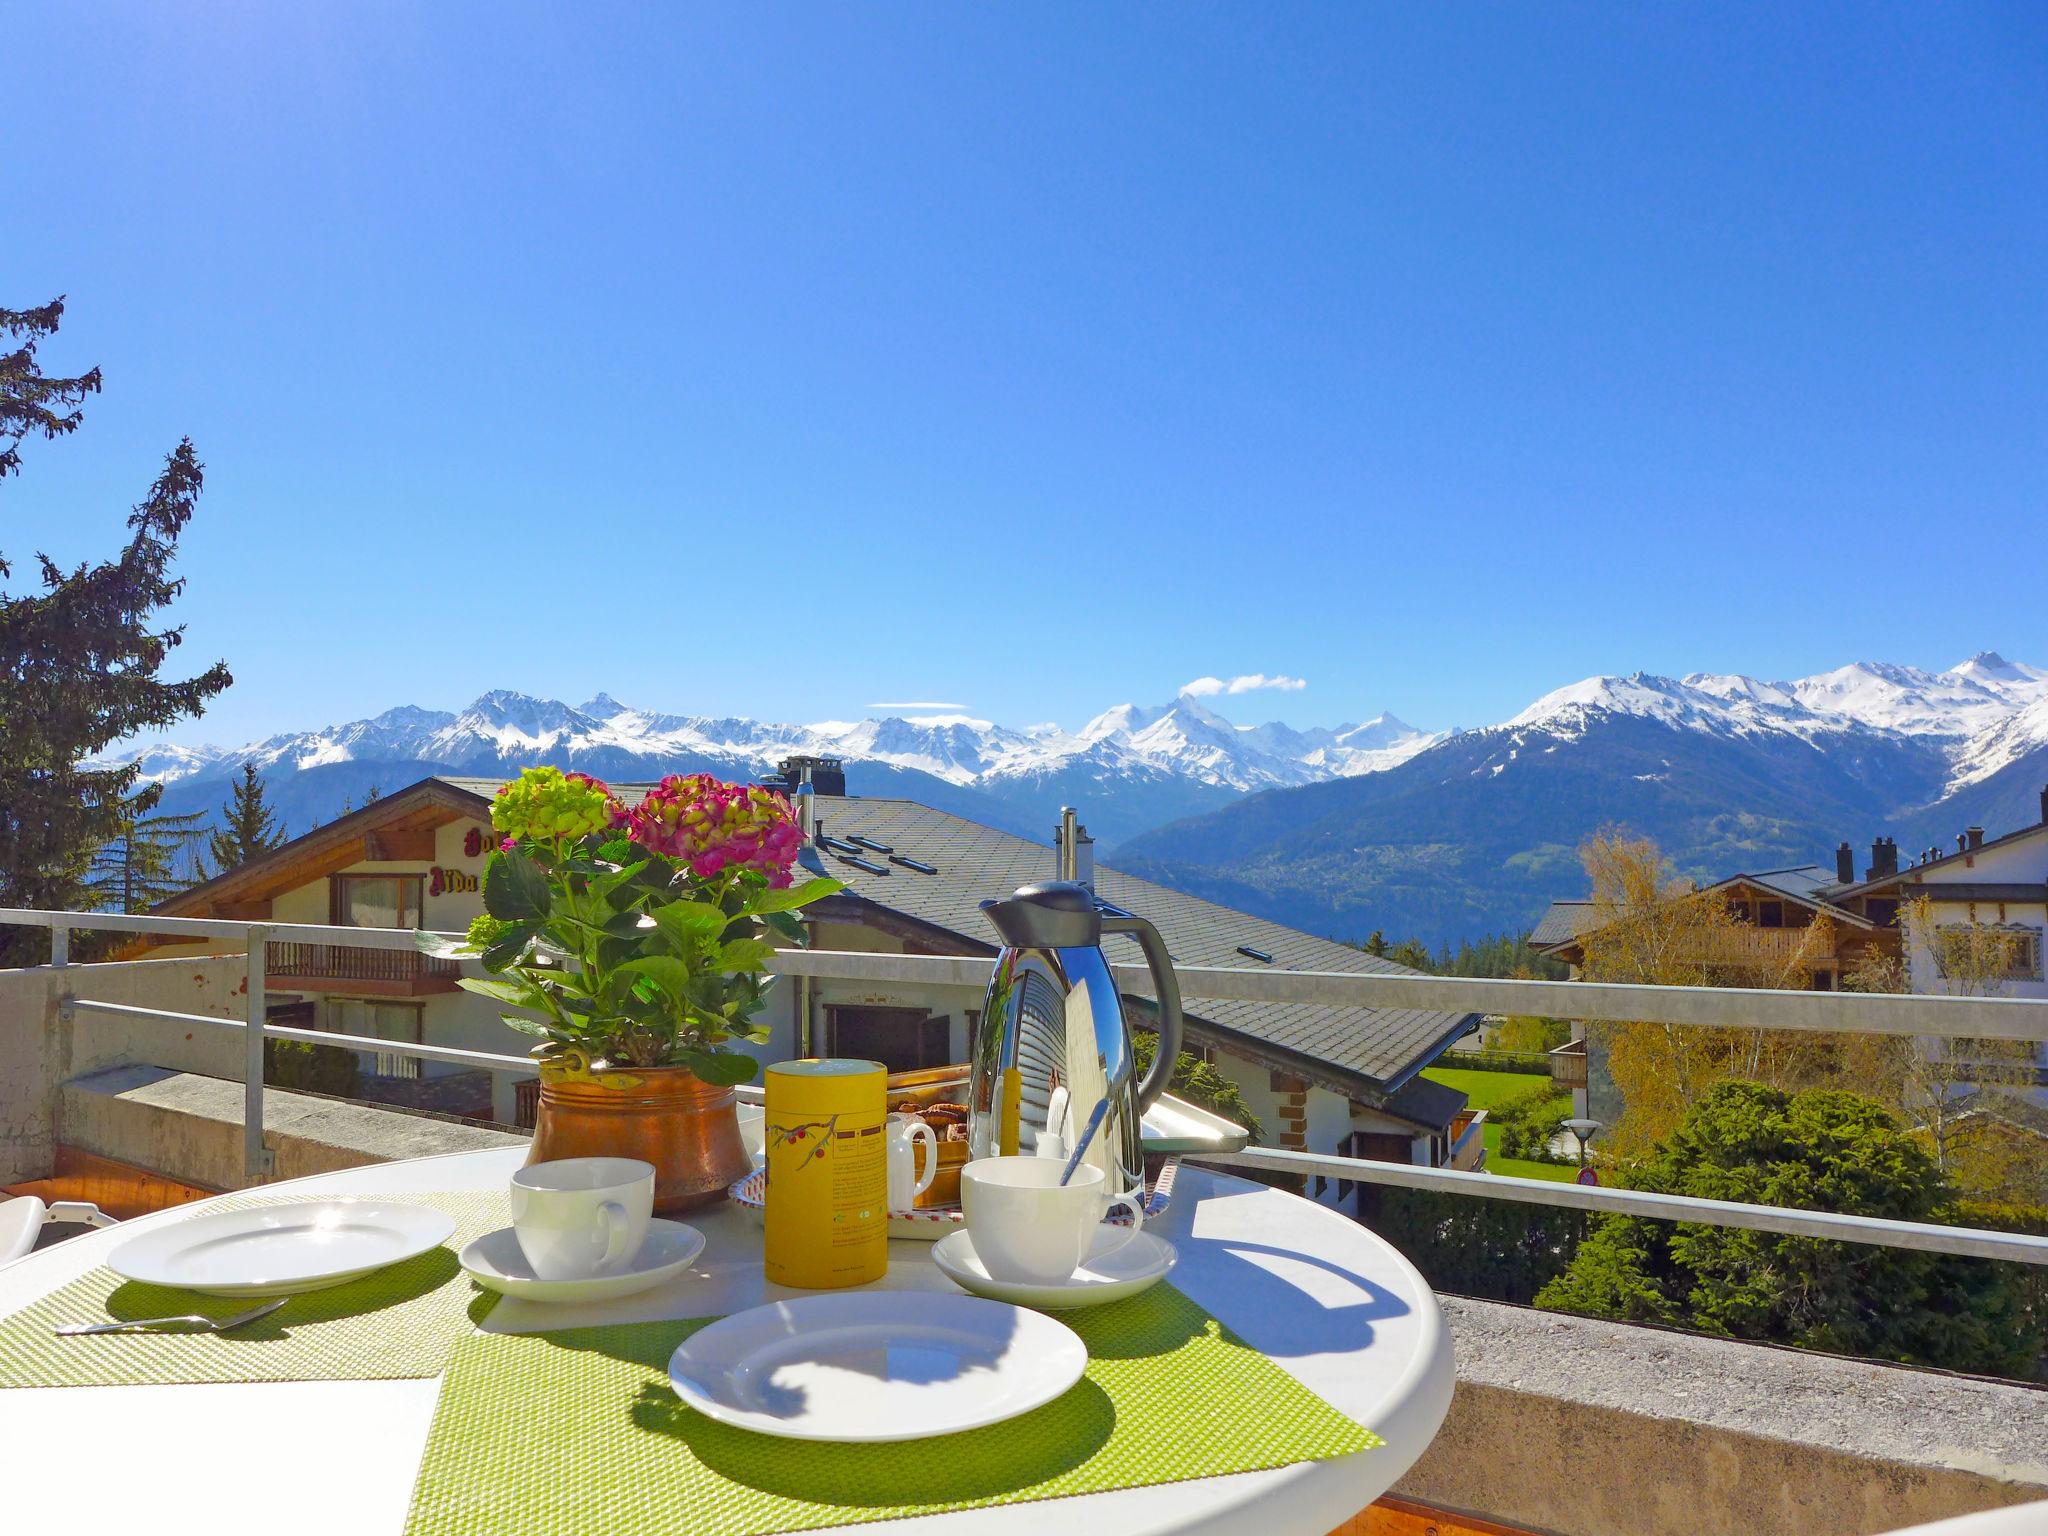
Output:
(527, 1065), (751, 1214)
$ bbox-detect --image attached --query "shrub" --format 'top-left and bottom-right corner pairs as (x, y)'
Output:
(264, 1037), (360, 1097)
(1491, 1081), (1574, 1163)
(1372, 1187), (1580, 1305)
(1536, 1082), (2047, 1378)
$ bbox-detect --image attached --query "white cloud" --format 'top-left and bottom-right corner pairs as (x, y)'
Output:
(867, 700), (971, 711)
(1180, 673), (1308, 698)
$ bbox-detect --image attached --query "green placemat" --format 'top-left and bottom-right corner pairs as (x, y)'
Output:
(405, 1282), (1380, 1536)
(0, 1189), (504, 1387)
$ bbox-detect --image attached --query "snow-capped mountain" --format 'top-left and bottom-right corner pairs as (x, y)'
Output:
(1505, 654), (2048, 765)
(106, 687), (1439, 848)
(106, 652), (2048, 938)
(1117, 652), (2048, 946)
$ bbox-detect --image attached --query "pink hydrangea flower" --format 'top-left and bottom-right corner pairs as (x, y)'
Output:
(628, 774), (802, 886)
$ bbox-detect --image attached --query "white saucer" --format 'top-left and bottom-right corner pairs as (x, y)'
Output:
(109, 1200), (457, 1297)
(459, 1218), (705, 1303)
(931, 1226), (1177, 1310)
(668, 1291), (1086, 1441)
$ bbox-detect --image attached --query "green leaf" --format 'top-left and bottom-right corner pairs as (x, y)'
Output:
(679, 1048), (761, 1086)
(650, 900), (727, 947)
(458, 976), (539, 1007)
(616, 954), (696, 1000)
(496, 1012), (555, 1039)
(711, 937), (776, 974)
(414, 929), (473, 959)
(760, 910), (807, 946)
(481, 922), (538, 971)
(749, 876), (843, 915)
(484, 848), (553, 922)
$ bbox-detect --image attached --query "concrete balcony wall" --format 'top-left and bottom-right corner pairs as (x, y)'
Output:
(59, 1066), (525, 1190)
(1397, 1298), (2048, 1536)
(0, 956), (250, 1184)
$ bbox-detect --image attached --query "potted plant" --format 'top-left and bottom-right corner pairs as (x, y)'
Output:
(419, 766), (840, 1212)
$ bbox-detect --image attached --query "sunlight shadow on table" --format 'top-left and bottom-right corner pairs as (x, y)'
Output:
(629, 1376), (1117, 1504)
(100, 1246), (467, 1338)
(1172, 1232), (1411, 1358)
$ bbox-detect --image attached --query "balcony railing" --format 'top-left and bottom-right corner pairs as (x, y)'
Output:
(1548, 1038), (1587, 1091)
(1446, 1108), (1487, 1171)
(4, 904), (2046, 1269)
(267, 940), (460, 993)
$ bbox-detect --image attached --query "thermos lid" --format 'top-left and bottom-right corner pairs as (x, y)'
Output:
(978, 881), (1102, 949)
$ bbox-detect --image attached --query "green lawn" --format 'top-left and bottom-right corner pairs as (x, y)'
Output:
(1422, 1065), (1581, 1183)
(1420, 1065), (1549, 1111)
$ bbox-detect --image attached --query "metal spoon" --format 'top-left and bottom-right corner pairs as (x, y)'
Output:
(57, 1297), (287, 1337)
(1059, 1098), (1111, 1186)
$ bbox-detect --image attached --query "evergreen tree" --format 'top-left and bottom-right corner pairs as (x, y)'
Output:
(87, 807), (210, 912)
(206, 763), (287, 874)
(0, 297), (232, 962)
(0, 296), (98, 487)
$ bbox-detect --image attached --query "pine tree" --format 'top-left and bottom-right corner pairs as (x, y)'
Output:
(206, 763), (287, 874)
(0, 297), (232, 962)
(88, 807), (211, 912)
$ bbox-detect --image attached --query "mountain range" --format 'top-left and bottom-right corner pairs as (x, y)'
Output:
(109, 652), (2048, 946)
(117, 690), (1439, 853)
(1117, 652), (2048, 945)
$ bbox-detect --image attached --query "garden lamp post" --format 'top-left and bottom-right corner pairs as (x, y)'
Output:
(1561, 1117), (1602, 1168)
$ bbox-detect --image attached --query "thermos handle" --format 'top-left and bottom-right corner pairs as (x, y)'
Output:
(1101, 913), (1183, 1111)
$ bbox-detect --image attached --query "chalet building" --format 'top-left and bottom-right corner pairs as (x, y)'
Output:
(1532, 785), (2048, 1119)
(1531, 864), (1885, 993)
(147, 775), (1485, 1174)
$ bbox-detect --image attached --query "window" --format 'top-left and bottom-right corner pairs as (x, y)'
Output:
(825, 1005), (949, 1074)
(1931, 925), (2044, 984)
(332, 874), (425, 929)
(1756, 900), (1784, 929)
(1866, 899), (1900, 929)
(324, 998), (426, 1079)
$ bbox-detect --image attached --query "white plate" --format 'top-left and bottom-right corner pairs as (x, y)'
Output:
(459, 1219), (705, 1303)
(108, 1200), (457, 1297)
(727, 1158), (1179, 1242)
(931, 1227), (1177, 1310)
(667, 1291), (1086, 1441)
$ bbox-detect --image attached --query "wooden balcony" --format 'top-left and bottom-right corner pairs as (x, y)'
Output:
(266, 941), (461, 997)
(1548, 1039), (1587, 1092)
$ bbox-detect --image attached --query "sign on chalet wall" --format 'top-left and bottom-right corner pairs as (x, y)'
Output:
(429, 866), (480, 896)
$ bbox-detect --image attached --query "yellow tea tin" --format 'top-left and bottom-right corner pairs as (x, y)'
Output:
(763, 1058), (889, 1289)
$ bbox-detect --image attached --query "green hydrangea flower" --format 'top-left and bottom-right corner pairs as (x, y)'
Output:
(466, 913), (514, 949)
(490, 766), (622, 843)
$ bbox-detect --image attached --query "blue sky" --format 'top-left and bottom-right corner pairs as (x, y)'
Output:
(8, 4), (2045, 745)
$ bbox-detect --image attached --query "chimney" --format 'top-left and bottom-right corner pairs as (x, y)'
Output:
(2040, 783), (2047, 825)
(1966, 826), (1985, 850)
(1054, 806), (1096, 890)
(1835, 842), (1855, 884)
(1956, 833), (1969, 855)
(1867, 837), (1898, 880)
(777, 754), (845, 797)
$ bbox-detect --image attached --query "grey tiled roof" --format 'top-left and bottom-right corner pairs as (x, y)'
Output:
(1529, 900), (1596, 950)
(1383, 1073), (1470, 1132)
(434, 779), (1477, 1096)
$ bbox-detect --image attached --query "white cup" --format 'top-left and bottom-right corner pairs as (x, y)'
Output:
(960, 1155), (1144, 1285)
(509, 1157), (654, 1281)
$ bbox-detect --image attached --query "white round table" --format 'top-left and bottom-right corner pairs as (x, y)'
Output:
(0, 1150), (1453, 1536)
